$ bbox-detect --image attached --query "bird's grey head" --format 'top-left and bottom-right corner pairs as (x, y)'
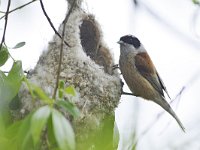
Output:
(118, 35), (141, 49)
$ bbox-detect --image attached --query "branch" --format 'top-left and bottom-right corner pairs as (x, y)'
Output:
(52, 0), (77, 99)
(0, 0), (38, 20)
(120, 79), (134, 96)
(0, 0), (11, 50)
(39, 0), (70, 47)
(171, 71), (200, 107)
(121, 91), (134, 96)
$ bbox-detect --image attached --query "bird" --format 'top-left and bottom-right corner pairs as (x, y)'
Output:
(117, 35), (185, 132)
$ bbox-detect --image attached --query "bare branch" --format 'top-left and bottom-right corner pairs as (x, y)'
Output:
(171, 71), (200, 107)
(52, 0), (77, 99)
(39, 0), (70, 47)
(0, 0), (38, 20)
(121, 91), (134, 96)
(0, 0), (11, 50)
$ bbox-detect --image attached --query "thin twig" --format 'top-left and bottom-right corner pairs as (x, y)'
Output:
(171, 71), (200, 106)
(39, 0), (70, 47)
(121, 91), (134, 96)
(0, 0), (11, 51)
(120, 79), (134, 96)
(52, 0), (77, 99)
(0, 0), (38, 20)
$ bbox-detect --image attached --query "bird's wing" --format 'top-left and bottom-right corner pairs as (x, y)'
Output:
(135, 52), (168, 98)
(156, 71), (171, 99)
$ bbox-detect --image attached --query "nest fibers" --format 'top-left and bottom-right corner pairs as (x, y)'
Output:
(16, 3), (121, 124)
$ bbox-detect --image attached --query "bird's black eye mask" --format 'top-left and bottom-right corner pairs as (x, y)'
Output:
(120, 35), (141, 49)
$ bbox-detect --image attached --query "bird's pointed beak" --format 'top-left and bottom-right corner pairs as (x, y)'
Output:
(117, 40), (123, 44)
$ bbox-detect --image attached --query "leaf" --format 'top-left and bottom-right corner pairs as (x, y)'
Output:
(0, 137), (11, 150)
(75, 116), (115, 150)
(30, 84), (54, 105)
(47, 116), (57, 147)
(0, 61), (23, 112)
(0, 114), (6, 136)
(64, 85), (76, 96)
(56, 100), (79, 118)
(5, 120), (21, 139)
(0, 121), (22, 150)
(0, 46), (9, 67)
(58, 80), (65, 99)
(31, 105), (51, 145)
(58, 89), (64, 99)
(7, 61), (24, 80)
(12, 42), (26, 49)
(8, 113), (33, 150)
(192, 0), (200, 4)
(52, 109), (75, 150)
(59, 80), (65, 89)
(18, 114), (33, 150)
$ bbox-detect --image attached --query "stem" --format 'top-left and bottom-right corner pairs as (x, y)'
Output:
(52, 0), (77, 99)
(0, 0), (38, 20)
(0, 0), (11, 51)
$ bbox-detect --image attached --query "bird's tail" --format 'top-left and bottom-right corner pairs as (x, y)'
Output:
(155, 97), (185, 132)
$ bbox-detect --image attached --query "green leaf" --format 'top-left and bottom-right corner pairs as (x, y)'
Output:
(64, 85), (76, 96)
(52, 109), (75, 150)
(30, 84), (54, 105)
(0, 137), (10, 150)
(58, 89), (64, 99)
(1, 119), (22, 150)
(8, 113), (33, 150)
(58, 81), (65, 99)
(12, 42), (26, 49)
(75, 116), (115, 150)
(18, 114), (33, 150)
(0, 46), (9, 67)
(5, 120), (21, 139)
(47, 116), (57, 148)
(31, 105), (51, 145)
(0, 114), (6, 136)
(59, 80), (65, 89)
(192, 0), (200, 4)
(56, 100), (79, 118)
(7, 61), (24, 82)
(0, 61), (23, 112)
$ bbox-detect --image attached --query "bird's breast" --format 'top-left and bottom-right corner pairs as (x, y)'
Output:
(119, 53), (160, 100)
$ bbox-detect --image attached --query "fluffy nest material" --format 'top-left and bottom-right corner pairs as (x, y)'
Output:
(14, 2), (121, 131)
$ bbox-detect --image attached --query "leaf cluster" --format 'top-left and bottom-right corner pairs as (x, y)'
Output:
(0, 44), (79, 150)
